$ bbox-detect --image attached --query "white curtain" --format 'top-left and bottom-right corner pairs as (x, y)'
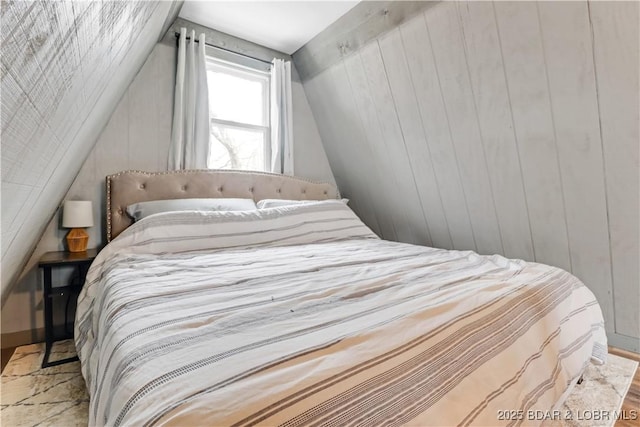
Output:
(270, 59), (294, 175)
(169, 28), (210, 170)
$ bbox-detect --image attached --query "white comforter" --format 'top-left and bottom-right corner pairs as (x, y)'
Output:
(75, 201), (607, 426)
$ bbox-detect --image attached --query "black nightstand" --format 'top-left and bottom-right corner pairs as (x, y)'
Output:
(38, 249), (98, 368)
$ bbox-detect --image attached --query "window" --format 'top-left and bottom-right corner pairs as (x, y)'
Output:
(206, 58), (270, 170)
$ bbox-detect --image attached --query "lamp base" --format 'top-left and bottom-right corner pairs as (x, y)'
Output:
(66, 228), (89, 253)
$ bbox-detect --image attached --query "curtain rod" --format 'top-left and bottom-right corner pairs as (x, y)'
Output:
(174, 32), (273, 66)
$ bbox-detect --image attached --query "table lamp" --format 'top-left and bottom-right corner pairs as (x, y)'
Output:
(62, 200), (93, 252)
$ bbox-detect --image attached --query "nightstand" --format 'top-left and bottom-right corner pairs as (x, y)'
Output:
(38, 248), (98, 368)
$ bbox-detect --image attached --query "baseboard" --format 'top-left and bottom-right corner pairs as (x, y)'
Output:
(608, 346), (640, 362)
(607, 331), (640, 353)
(1, 328), (45, 349)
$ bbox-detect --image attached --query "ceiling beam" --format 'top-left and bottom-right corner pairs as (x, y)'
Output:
(293, 1), (438, 82)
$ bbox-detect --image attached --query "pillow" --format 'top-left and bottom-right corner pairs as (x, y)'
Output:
(126, 198), (257, 221)
(257, 198), (349, 209)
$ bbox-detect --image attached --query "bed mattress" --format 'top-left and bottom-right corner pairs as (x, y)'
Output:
(75, 201), (607, 426)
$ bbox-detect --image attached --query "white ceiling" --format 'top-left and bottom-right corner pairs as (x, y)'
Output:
(178, 1), (360, 54)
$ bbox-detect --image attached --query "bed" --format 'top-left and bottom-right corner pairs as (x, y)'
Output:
(75, 170), (607, 426)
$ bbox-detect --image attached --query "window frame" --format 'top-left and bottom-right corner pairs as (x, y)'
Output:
(205, 56), (271, 171)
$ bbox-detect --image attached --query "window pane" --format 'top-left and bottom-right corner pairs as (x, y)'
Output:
(208, 124), (266, 171)
(207, 68), (266, 126)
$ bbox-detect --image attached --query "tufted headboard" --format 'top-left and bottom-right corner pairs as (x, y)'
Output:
(106, 170), (340, 242)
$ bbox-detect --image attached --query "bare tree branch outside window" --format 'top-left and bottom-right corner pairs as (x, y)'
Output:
(211, 127), (240, 168)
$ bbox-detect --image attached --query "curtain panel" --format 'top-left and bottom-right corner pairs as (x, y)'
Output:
(270, 59), (294, 175)
(169, 28), (210, 170)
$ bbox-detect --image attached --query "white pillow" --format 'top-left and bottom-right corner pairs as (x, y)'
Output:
(257, 198), (348, 209)
(126, 198), (257, 221)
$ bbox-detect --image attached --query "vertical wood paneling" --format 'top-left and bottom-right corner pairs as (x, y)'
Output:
(343, 53), (403, 241)
(128, 48), (160, 172)
(493, 1), (572, 271)
(155, 44), (176, 171)
(303, 74), (358, 215)
(94, 92), (130, 178)
(320, 64), (382, 235)
(590, 1), (639, 338)
(303, 71), (373, 235)
(299, 0), (639, 350)
(378, 29), (453, 250)
(457, 1), (534, 261)
(93, 90), (130, 240)
(399, 14), (476, 252)
(424, 2), (503, 255)
(538, 1), (614, 330)
(358, 42), (432, 246)
(330, 62), (407, 240)
(291, 81), (336, 185)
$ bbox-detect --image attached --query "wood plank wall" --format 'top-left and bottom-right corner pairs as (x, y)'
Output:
(298, 1), (639, 351)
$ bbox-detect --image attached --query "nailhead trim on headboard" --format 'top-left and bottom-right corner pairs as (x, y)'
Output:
(106, 169), (340, 242)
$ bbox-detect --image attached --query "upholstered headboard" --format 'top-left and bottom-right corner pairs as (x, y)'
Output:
(106, 170), (340, 241)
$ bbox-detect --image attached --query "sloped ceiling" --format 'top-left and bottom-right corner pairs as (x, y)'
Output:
(1, 0), (181, 303)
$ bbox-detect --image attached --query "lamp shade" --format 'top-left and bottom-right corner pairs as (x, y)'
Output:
(62, 200), (94, 228)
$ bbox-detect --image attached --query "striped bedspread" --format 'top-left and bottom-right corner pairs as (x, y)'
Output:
(75, 201), (607, 426)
